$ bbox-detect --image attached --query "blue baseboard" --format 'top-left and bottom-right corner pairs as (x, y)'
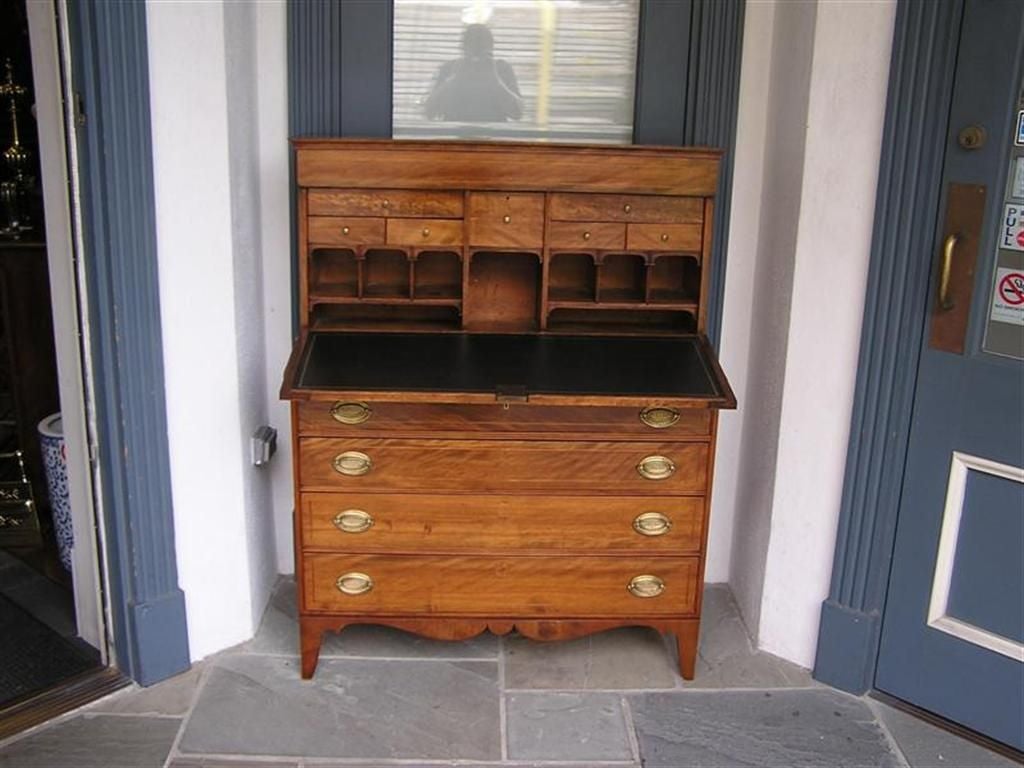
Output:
(813, 599), (879, 694)
(129, 590), (190, 687)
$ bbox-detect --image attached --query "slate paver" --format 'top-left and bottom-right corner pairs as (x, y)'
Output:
(507, 692), (634, 762)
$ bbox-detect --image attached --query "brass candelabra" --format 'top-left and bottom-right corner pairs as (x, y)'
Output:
(0, 58), (32, 238)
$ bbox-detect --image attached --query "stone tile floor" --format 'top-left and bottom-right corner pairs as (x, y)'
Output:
(0, 579), (1017, 767)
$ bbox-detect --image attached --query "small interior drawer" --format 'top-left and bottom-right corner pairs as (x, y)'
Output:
(386, 219), (463, 247)
(300, 492), (705, 553)
(303, 553), (700, 616)
(467, 193), (544, 248)
(308, 189), (463, 218)
(308, 216), (385, 246)
(547, 221), (625, 250)
(626, 223), (703, 252)
(550, 193), (703, 224)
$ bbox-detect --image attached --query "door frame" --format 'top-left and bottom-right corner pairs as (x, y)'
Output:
(813, 0), (974, 694)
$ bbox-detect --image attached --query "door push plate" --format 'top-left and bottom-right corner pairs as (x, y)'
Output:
(929, 183), (987, 355)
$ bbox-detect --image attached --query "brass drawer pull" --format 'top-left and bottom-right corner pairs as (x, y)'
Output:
(332, 451), (372, 476)
(582, 231), (591, 241)
(639, 406), (680, 429)
(336, 572), (374, 595)
(637, 455), (676, 481)
(332, 509), (374, 534)
(422, 227), (431, 237)
(623, 203), (632, 214)
(342, 225), (350, 235)
(330, 401), (372, 425)
(660, 233), (669, 242)
(633, 511), (672, 537)
(628, 574), (665, 598)
(503, 214), (512, 224)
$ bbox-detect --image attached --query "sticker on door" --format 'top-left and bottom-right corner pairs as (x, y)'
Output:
(1000, 203), (1024, 250)
(991, 268), (1024, 325)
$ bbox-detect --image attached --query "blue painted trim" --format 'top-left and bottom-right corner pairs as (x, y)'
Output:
(65, 0), (190, 686)
(814, 0), (964, 694)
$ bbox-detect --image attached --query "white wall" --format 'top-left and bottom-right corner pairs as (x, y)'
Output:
(715, 0), (896, 667)
(148, 0), (280, 660)
(756, 0), (896, 667)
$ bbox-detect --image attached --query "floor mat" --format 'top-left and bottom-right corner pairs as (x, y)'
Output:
(0, 592), (99, 707)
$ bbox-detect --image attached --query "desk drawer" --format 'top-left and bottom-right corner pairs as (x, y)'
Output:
(549, 193), (703, 224)
(301, 492), (704, 553)
(626, 223), (703, 252)
(298, 438), (708, 494)
(468, 193), (545, 248)
(548, 221), (625, 250)
(308, 189), (463, 218)
(308, 216), (385, 246)
(303, 553), (699, 616)
(386, 219), (463, 247)
(296, 401), (712, 439)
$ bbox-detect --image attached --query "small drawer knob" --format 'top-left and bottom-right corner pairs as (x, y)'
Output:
(633, 511), (673, 537)
(502, 214), (512, 224)
(660, 233), (670, 242)
(628, 574), (665, 598)
(639, 406), (680, 429)
(330, 401), (372, 425)
(623, 203), (632, 214)
(582, 231), (591, 241)
(382, 198), (390, 208)
(332, 451), (373, 477)
(422, 227), (431, 237)
(342, 226), (351, 235)
(336, 572), (374, 595)
(332, 509), (374, 534)
(637, 455), (676, 481)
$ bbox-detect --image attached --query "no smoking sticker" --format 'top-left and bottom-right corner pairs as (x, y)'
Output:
(991, 268), (1024, 326)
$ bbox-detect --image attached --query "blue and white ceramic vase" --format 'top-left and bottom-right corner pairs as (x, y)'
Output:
(38, 413), (72, 571)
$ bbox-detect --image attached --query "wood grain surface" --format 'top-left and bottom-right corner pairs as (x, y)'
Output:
(308, 188), (463, 218)
(549, 193), (703, 224)
(300, 492), (705, 553)
(298, 438), (709, 494)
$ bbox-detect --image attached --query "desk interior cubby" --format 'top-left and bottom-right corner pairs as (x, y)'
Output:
(648, 254), (700, 304)
(413, 250), (462, 300)
(309, 248), (359, 299)
(598, 253), (647, 303)
(311, 302), (461, 330)
(363, 249), (411, 299)
(548, 253), (596, 302)
(465, 251), (541, 332)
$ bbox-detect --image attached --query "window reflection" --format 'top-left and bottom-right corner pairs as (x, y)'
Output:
(394, 0), (639, 143)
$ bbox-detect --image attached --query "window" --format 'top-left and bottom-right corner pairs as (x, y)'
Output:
(393, 0), (640, 143)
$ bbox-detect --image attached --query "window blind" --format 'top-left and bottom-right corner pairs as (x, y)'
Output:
(393, 0), (640, 143)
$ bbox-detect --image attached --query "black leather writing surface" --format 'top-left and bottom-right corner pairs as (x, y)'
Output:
(295, 332), (722, 399)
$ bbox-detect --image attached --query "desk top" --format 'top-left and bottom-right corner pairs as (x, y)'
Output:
(284, 331), (735, 408)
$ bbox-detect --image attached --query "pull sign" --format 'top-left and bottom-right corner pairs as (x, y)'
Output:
(1016, 110), (1024, 146)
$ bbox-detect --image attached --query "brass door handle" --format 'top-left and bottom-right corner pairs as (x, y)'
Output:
(336, 572), (374, 595)
(332, 451), (373, 476)
(633, 511), (673, 536)
(938, 233), (960, 311)
(637, 455), (676, 480)
(628, 574), (665, 598)
(330, 401), (372, 425)
(332, 509), (374, 533)
(639, 406), (680, 429)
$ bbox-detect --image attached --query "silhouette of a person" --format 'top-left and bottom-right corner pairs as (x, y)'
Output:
(423, 24), (523, 122)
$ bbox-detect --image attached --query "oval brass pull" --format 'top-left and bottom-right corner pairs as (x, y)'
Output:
(623, 203), (632, 214)
(628, 574), (665, 598)
(330, 401), (372, 425)
(342, 226), (350, 236)
(502, 214), (512, 224)
(336, 572), (374, 595)
(633, 511), (672, 537)
(938, 233), (959, 311)
(422, 227), (431, 237)
(660, 233), (670, 242)
(332, 509), (374, 534)
(637, 455), (676, 481)
(639, 406), (680, 429)
(582, 231), (591, 241)
(332, 451), (373, 476)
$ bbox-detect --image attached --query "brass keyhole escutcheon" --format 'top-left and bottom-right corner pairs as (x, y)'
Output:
(957, 124), (987, 150)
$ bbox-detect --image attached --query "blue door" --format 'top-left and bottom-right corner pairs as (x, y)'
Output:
(875, 0), (1024, 749)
